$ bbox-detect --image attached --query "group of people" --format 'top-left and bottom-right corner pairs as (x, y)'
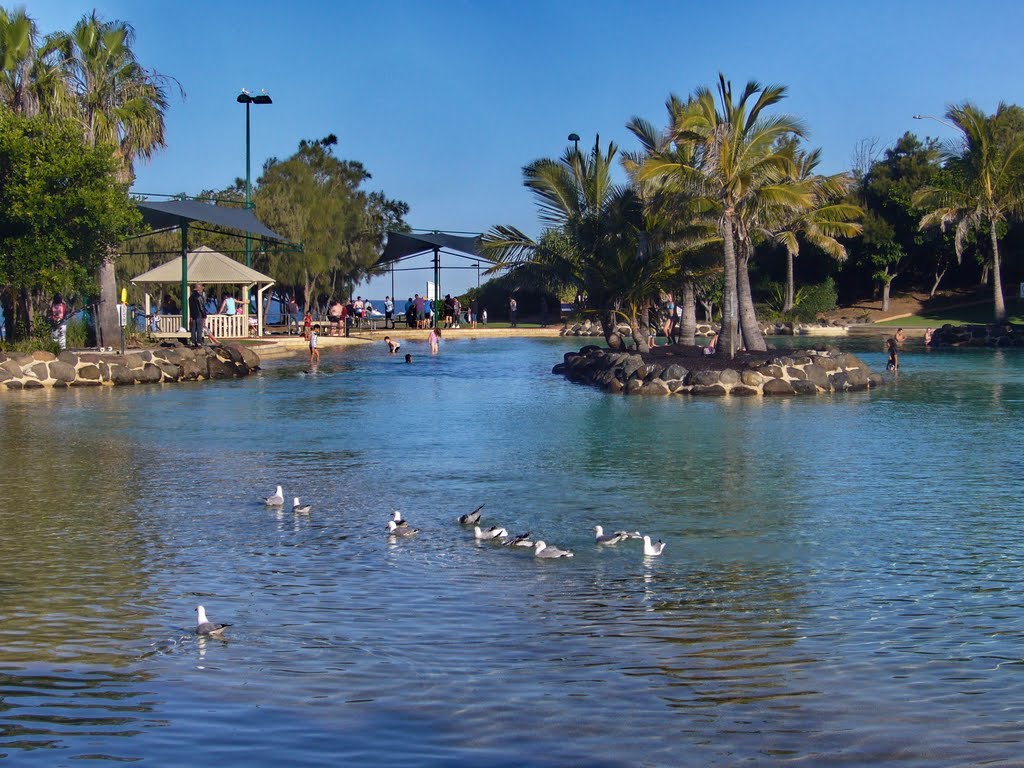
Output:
(886, 326), (935, 371)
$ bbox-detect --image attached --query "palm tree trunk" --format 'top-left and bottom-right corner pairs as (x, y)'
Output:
(930, 267), (947, 298)
(719, 215), (740, 358)
(784, 251), (795, 312)
(991, 221), (1006, 322)
(736, 244), (767, 352)
(600, 310), (624, 350)
(96, 250), (120, 348)
(680, 281), (696, 346)
(881, 274), (891, 313)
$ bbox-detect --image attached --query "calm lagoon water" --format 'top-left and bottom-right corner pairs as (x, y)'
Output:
(1, 336), (1023, 766)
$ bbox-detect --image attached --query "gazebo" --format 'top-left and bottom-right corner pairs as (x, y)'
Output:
(131, 246), (276, 338)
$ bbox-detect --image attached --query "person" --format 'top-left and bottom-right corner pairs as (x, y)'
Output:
(703, 332), (718, 356)
(423, 302), (433, 327)
(384, 296), (394, 329)
(218, 292), (238, 315)
(405, 297), (415, 328)
(328, 299), (343, 336)
(468, 302), (476, 329)
(662, 294), (676, 342)
(47, 293), (69, 350)
(924, 327), (934, 346)
(302, 309), (312, 340)
(886, 337), (899, 371)
(384, 335), (401, 354)
(161, 294), (178, 315)
(0, 301), (6, 342)
(286, 296), (300, 334)
(443, 294), (454, 328)
(353, 296), (364, 328)
(428, 326), (441, 354)
(509, 296), (518, 327)
(452, 296), (461, 328)
(894, 327), (907, 345)
(364, 299), (376, 330)
(481, 307), (488, 325)
(414, 293), (425, 329)
(148, 313), (159, 334)
(404, 353), (412, 363)
(309, 326), (320, 364)
(188, 284), (208, 348)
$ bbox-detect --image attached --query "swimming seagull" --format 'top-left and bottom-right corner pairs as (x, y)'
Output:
(593, 525), (637, 545)
(458, 505), (484, 525)
(389, 510), (409, 529)
(474, 525), (508, 541)
(503, 531), (533, 547)
(533, 540), (574, 558)
(643, 536), (666, 557)
(263, 485), (284, 506)
(292, 497), (311, 514)
(195, 605), (230, 636)
(387, 520), (419, 537)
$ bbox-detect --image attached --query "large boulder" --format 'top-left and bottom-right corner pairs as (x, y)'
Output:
(31, 350), (57, 362)
(718, 368), (741, 387)
(663, 364), (688, 382)
(763, 378), (795, 395)
(48, 361), (78, 383)
(640, 378), (671, 396)
(134, 363), (163, 384)
(688, 369), (721, 387)
(803, 364), (831, 390)
(792, 379), (819, 395)
(206, 356), (238, 379)
(691, 384), (728, 396)
(77, 364), (101, 381)
(109, 364), (135, 386)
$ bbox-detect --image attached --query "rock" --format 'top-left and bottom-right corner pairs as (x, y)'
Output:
(688, 369), (721, 387)
(70, 378), (101, 387)
(31, 350), (57, 362)
(4, 380), (23, 389)
(109, 364), (135, 386)
(663, 364), (688, 382)
(77, 364), (101, 380)
(868, 373), (885, 387)
(26, 362), (49, 380)
(48, 361), (77, 383)
(0, 368), (10, 382)
(763, 378), (795, 395)
(759, 364), (785, 379)
(123, 353), (146, 369)
(135, 363), (163, 384)
(813, 355), (839, 371)
(792, 380), (819, 395)
(179, 359), (203, 380)
(731, 385), (759, 396)
(640, 379), (671, 395)
(23, 379), (43, 389)
(0, 360), (23, 378)
(606, 378), (624, 394)
(830, 371), (849, 390)
(158, 362), (182, 381)
(691, 384), (728, 396)
(804, 364), (831, 390)
(741, 370), (764, 387)
(845, 366), (869, 388)
(552, 363), (566, 374)
(206, 356), (238, 379)
(718, 368), (741, 387)
(57, 351), (79, 366)
(786, 366), (806, 380)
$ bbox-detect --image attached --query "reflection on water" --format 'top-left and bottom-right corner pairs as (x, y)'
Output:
(1, 338), (1023, 765)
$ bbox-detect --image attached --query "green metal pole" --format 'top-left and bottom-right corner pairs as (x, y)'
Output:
(180, 221), (189, 326)
(244, 100), (252, 269)
(433, 247), (440, 328)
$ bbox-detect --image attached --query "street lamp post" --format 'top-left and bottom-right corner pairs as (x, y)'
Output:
(238, 89), (272, 268)
(913, 114), (959, 132)
(568, 132), (580, 153)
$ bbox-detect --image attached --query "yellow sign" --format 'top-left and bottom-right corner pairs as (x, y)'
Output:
(121, 287), (128, 303)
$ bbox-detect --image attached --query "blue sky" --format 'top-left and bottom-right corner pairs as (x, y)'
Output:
(25, 0), (1024, 299)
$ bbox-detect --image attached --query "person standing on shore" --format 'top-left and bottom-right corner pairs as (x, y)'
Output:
(309, 327), (320, 364)
(384, 296), (394, 329)
(49, 293), (68, 350)
(188, 284), (208, 348)
(509, 296), (518, 327)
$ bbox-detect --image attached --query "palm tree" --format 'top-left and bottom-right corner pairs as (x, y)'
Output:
(483, 137), (659, 350)
(769, 146), (862, 311)
(640, 75), (809, 356)
(48, 11), (175, 345)
(915, 102), (1024, 322)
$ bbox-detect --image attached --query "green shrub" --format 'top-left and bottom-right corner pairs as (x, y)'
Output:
(794, 277), (838, 321)
(66, 318), (89, 349)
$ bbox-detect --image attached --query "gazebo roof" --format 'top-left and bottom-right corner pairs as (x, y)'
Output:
(131, 246), (274, 285)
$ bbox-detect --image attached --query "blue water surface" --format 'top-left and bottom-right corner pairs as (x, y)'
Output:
(1, 336), (1023, 766)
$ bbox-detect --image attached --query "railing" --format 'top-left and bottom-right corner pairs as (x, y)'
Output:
(155, 314), (252, 338)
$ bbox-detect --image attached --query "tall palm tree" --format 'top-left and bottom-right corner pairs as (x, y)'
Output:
(915, 102), (1024, 322)
(48, 11), (174, 345)
(0, 7), (71, 118)
(768, 146), (861, 311)
(640, 75), (809, 356)
(483, 137), (658, 350)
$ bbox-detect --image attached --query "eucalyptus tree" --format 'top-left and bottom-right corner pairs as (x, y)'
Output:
(639, 75), (809, 356)
(47, 11), (174, 345)
(915, 102), (1024, 321)
(255, 135), (408, 309)
(769, 145), (861, 311)
(483, 137), (663, 351)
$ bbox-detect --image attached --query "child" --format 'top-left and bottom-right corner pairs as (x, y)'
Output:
(404, 353), (412, 363)
(309, 327), (320, 364)
(302, 310), (312, 340)
(428, 327), (441, 354)
(886, 337), (898, 371)
(384, 335), (401, 354)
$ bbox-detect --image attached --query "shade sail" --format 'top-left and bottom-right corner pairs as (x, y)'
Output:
(379, 231), (481, 264)
(137, 199), (286, 241)
(131, 246), (274, 285)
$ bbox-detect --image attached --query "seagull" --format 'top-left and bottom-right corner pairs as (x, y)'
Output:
(474, 525), (507, 541)
(263, 485), (284, 506)
(534, 540), (573, 558)
(387, 520), (419, 537)
(195, 605), (230, 635)
(292, 497), (311, 514)
(458, 505), (484, 525)
(503, 531), (533, 547)
(643, 536), (666, 557)
(389, 510), (409, 529)
(593, 525), (636, 545)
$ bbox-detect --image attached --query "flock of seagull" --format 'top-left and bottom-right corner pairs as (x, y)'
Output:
(195, 487), (668, 636)
(389, 504), (666, 559)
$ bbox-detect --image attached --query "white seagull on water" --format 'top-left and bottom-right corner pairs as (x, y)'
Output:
(263, 485), (284, 506)
(503, 531), (534, 547)
(643, 536), (666, 556)
(458, 505), (484, 525)
(474, 525), (508, 541)
(389, 510), (409, 529)
(387, 520), (419, 537)
(292, 497), (311, 514)
(195, 605), (230, 636)
(594, 525), (639, 545)
(533, 541), (574, 558)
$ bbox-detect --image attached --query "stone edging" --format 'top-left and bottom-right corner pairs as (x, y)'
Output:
(930, 323), (1024, 347)
(0, 343), (261, 390)
(553, 345), (884, 396)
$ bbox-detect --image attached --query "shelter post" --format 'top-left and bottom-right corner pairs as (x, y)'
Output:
(257, 284), (268, 337)
(180, 222), (189, 326)
(433, 246), (440, 328)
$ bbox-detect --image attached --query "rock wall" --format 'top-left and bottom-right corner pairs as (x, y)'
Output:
(0, 343), (260, 390)
(560, 319), (853, 339)
(553, 345), (884, 396)
(930, 323), (1024, 347)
